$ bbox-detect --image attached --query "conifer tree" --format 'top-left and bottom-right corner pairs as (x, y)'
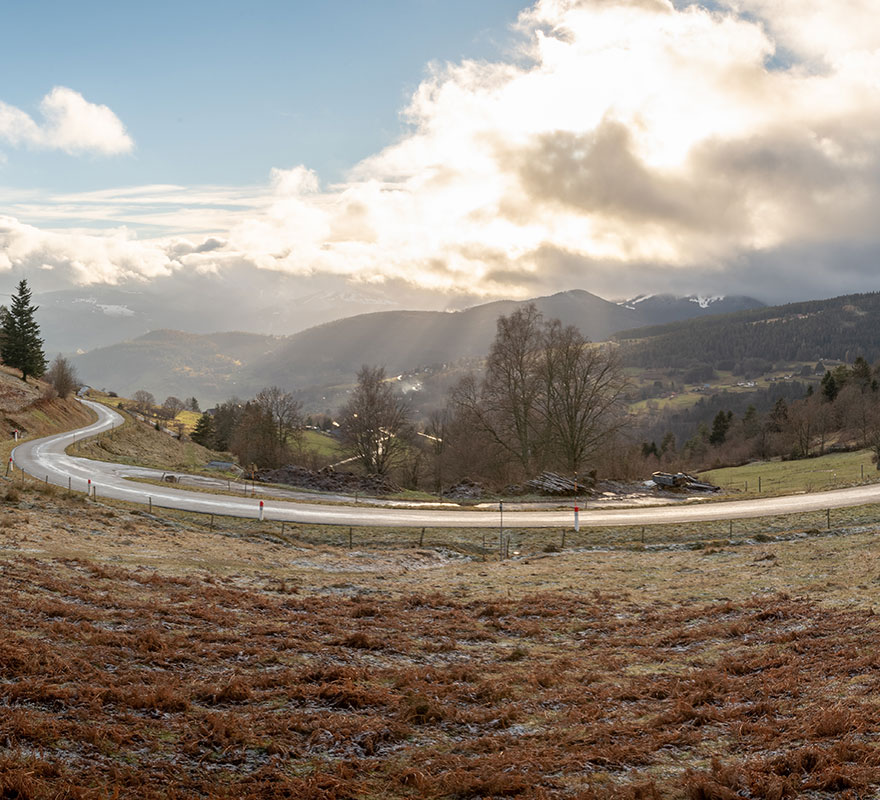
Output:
(1, 279), (46, 382)
(191, 412), (216, 448)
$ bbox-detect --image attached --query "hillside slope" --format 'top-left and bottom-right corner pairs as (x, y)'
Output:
(618, 291), (880, 369)
(73, 330), (284, 402)
(0, 366), (94, 451)
(73, 290), (645, 402)
(246, 289), (646, 388)
(71, 288), (776, 405)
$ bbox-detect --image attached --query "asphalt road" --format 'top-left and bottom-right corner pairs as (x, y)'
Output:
(12, 399), (880, 528)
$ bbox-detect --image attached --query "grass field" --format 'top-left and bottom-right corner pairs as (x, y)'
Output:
(0, 475), (879, 798)
(301, 428), (342, 459)
(5, 387), (877, 795)
(702, 449), (878, 496)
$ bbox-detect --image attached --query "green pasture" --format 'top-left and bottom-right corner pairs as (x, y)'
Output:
(702, 449), (877, 496)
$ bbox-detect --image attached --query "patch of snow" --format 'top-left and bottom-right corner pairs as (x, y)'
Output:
(688, 295), (724, 309)
(616, 294), (656, 307)
(72, 297), (135, 317)
(97, 304), (135, 317)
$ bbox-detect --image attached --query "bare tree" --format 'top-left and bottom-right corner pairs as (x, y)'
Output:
(161, 396), (186, 420)
(424, 408), (449, 493)
(254, 386), (303, 466)
(46, 355), (78, 399)
(450, 304), (628, 482)
(132, 390), (155, 415)
(451, 304), (544, 477)
(339, 365), (410, 475)
(538, 321), (628, 476)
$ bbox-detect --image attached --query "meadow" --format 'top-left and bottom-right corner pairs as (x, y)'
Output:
(0, 476), (879, 798)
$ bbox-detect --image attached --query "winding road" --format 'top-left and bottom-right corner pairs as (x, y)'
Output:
(11, 399), (880, 528)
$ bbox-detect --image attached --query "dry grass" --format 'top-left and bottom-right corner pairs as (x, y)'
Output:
(0, 480), (879, 797)
(0, 555), (878, 798)
(68, 403), (228, 472)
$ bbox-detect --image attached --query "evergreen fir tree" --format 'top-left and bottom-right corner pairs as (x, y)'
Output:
(191, 412), (216, 448)
(1, 279), (47, 382)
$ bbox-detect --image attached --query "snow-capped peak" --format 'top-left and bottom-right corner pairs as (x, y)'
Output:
(687, 295), (724, 309)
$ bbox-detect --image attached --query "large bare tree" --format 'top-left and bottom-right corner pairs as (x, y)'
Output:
(255, 386), (304, 466)
(161, 396), (186, 420)
(339, 365), (410, 475)
(451, 304), (628, 481)
(538, 320), (628, 476)
(452, 304), (545, 475)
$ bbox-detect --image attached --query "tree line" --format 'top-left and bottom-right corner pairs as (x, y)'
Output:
(335, 304), (628, 490)
(179, 304), (630, 492)
(618, 291), (880, 372)
(637, 358), (880, 474)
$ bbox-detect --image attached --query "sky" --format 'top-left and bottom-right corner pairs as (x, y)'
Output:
(2, 0), (880, 325)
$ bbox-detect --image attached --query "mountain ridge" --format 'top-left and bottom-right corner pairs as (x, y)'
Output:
(71, 288), (767, 404)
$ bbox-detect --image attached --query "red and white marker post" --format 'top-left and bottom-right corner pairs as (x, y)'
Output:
(574, 505), (580, 532)
(259, 500), (264, 522)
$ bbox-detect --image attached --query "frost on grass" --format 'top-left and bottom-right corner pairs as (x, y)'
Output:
(0, 557), (878, 798)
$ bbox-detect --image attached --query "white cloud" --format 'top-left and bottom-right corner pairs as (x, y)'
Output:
(0, 216), (172, 285)
(4, 0), (880, 303)
(0, 87), (133, 155)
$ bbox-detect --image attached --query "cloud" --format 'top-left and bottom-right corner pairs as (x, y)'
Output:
(5, 0), (880, 305)
(0, 216), (172, 286)
(0, 87), (133, 155)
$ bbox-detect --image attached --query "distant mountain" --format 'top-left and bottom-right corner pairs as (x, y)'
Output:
(70, 288), (788, 406)
(73, 289), (646, 403)
(244, 289), (647, 390)
(73, 330), (283, 402)
(617, 294), (765, 325)
(36, 275), (421, 356)
(617, 291), (880, 369)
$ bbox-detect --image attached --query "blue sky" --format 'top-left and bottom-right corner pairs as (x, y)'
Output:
(4, 0), (527, 192)
(2, 0), (880, 316)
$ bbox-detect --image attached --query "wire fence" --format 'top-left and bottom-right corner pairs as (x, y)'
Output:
(15, 470), (871, 559)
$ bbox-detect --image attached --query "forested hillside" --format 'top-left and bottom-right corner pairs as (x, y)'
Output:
(618, 292), (880, 370)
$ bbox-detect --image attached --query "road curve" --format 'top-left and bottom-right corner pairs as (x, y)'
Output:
(12, 399), (880, 528)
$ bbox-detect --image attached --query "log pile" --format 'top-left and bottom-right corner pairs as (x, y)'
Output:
(651, 472), (720, 492)
(442, 478), (484, 500)
(256, 465), (400, 495)
(526, 472), (588, 496)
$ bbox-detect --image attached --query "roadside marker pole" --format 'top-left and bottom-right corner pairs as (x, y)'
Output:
(499, 502), (504, 558)
(5, 457), (11, 477)
(574, 505), (580, 532)
(87, 479), (91, 498)
(259, 500), (264, 522)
